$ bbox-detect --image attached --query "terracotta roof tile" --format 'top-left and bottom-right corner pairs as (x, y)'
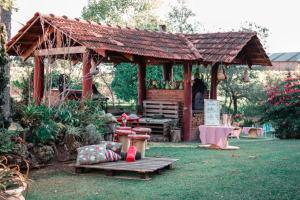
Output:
(185, 32), (271, 65)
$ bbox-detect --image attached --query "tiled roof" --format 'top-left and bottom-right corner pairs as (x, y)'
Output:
(6, 12), (271, 66)
(185, 32), (271, 65)
(7, 13), (201, 61)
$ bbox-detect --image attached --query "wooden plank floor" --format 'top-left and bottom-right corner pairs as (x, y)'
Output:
(70, 157), (178, 180)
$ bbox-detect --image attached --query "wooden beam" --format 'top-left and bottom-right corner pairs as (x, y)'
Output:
(21, 26), (54, 60)
(138, 62), (146, 108)
(122, 53), (134, 62)
(183, 63), (192, 141)
(82, 51), (93, 99)
(7, 16), (40, 50)
(33, 56), (44, 105)
(56, 30), (62, 48)
(210, 63), (219, 99)
(34, 46), (87, 56)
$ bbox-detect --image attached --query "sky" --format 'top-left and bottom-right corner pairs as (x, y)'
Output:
(11, 0), (300, 53)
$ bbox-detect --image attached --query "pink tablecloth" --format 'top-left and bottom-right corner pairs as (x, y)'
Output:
(199, 125), (234, 149)
(242, 127), (264, 136)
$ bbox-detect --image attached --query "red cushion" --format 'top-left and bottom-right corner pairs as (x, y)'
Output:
(126, 146), (137, 162)
(115, 130), (136, 136)
(117, 127), (132, 130)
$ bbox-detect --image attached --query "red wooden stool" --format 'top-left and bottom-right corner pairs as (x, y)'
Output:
(114, 126), (132, 141)
(132, 127), (151, 149)
(128, 134), (150, 158)
(115, 129), (135, 153)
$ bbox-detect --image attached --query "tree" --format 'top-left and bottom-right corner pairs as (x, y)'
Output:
(218, 66), (267, 114)
(167, 0), (200, 33)
(111, 64), (137, 102)
(240, 21), (270, 50)
(0, 0), (14, 39)
(0, 0), (14, 125)
(0, 23), (9, 127)
(82, 0), (162, 30)
(218, 22), (270, 114)
(111, 64), (164, 102)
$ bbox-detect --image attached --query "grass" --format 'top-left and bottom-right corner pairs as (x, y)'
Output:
(26, 139), (300, 200)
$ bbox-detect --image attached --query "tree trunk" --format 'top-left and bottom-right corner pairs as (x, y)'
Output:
(0, 6), (11, 124)
(233, 96), (238, 114)
(228, 98), (232, 112)
(0, 6), (11, 39)
(98, 72), (115, 108)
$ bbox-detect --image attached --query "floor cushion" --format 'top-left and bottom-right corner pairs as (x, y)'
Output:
(76, 144), (107, 165)
(100, 141), (122, 154)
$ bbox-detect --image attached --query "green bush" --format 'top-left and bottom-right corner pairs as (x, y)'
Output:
(20, 104), (58, 144)
(12, 71), (33, 104)
(263, 76), (300, 139)
(19, 99), (115, 145)
(48, 70), (82, 90)
(0, 129), (18, 154)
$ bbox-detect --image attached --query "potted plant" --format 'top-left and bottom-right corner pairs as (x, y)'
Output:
(0, 156), (29, 200)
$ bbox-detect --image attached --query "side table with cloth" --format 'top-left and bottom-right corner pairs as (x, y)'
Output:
(242, 127), (264, 137)
(199, 125), (234, 149)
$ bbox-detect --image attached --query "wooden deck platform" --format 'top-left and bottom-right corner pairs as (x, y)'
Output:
(70, 157), (178, 180)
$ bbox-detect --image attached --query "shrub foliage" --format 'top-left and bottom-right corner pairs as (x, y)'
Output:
(264, 76), (300, 138)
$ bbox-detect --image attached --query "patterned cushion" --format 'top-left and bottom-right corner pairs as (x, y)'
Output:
(76, 144), (107, 165)
(100, 141), (122, 154)
(105, 149), (121, 162)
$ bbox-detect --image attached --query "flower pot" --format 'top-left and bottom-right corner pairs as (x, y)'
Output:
(4, 185), (26, 200)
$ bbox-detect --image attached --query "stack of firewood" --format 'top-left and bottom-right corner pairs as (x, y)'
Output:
(192, 112), (204, 127)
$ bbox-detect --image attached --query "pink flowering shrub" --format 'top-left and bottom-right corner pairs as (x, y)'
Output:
(264, 76), (300, 138)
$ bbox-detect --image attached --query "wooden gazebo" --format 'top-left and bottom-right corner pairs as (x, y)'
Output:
(6, 13), (271, 141)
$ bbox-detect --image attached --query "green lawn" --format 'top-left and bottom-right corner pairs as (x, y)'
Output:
(26, 139), (300, 200)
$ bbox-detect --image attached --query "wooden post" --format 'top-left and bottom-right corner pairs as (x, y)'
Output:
(138, 62), (146, 107)
(82, 51), (93, 99)
(163, 63), (173, 81)
(210, 63), (219, 99)
(183, 63), (192, 141)
(33, 56), (44, 105)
